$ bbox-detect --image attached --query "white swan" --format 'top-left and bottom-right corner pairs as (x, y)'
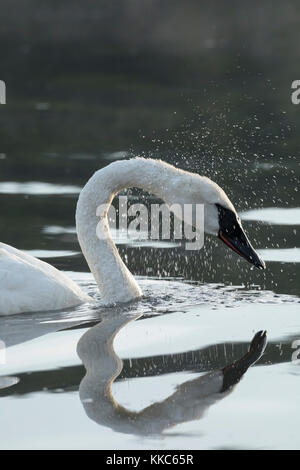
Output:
(0, 158), (265, 315)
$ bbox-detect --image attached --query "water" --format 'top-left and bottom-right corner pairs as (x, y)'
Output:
(0, 277), (299, 449)
(0, 170), (299, 449)
(0, 1), (300, 449)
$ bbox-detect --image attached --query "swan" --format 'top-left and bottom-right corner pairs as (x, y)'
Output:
(0, 158), (265, 315)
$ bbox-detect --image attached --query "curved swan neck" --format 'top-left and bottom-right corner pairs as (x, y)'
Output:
(91, 157), (178, 202)
(76, 158), (179, 303)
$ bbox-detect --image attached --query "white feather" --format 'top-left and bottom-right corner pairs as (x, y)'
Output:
(0, 243), (90, 315)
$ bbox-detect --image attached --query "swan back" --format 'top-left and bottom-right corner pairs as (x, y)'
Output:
(0, 243), (90, 315)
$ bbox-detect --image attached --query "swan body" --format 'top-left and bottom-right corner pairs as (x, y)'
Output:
(0, 243), (91, 315)
(0, 158), (265, 315)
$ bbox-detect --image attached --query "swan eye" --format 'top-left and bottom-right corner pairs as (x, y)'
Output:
(215, 203), (237, 233)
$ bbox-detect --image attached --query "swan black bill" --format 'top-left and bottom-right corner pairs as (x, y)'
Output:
(216, 204), (266, 270)
(218, 227), (266, 269)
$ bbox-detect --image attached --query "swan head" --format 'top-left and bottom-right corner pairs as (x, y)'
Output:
(215, 203), (265, 269)
(194, 176), (266, 270)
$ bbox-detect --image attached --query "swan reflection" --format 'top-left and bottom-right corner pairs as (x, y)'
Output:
(0, 376), (19, 390)
(77, 313), (267, 435)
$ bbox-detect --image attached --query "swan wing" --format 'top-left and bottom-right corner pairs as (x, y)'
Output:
(0, 243), (91, 315)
